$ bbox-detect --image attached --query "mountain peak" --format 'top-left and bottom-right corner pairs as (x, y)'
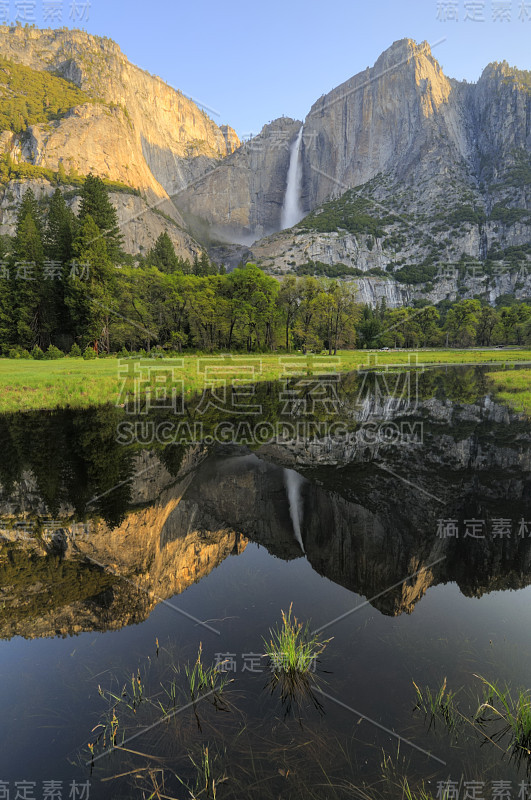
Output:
(372, 37), (438, 75)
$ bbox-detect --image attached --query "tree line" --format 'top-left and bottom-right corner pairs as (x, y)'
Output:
(0, 176), (530, 357)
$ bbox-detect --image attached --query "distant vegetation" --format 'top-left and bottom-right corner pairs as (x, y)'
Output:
(297, 191), (393, 237)
(393, 263), (438, 284)
(0, 56), (93, 133)
(503, 150), (531, 188)
(0, 175), (529, 363)
(295, 261), (387, 279)
(446, 205), (486, 226)
(0, 154), (138, 193)
(490, 203), (530, 225)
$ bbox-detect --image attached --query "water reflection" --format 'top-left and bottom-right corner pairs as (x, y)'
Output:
(0, 366), (529, 639)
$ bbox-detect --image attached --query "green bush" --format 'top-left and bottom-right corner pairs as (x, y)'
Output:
(7, 347), (31, 359)
(31, 345), (44, 360)
(83, 346), (98, 360)
(43, 345), (64, 360)
(489, 204), (530, 225)
(447, 205), (486, 226)
(69, 343), (82, 357)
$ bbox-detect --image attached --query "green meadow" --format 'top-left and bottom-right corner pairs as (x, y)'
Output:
(0, 348), (530, 413)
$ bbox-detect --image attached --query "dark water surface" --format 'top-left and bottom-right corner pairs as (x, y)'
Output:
(0, 365), (530, 798)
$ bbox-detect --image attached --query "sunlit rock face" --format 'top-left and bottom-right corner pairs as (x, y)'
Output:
(0, 26), (240, 259)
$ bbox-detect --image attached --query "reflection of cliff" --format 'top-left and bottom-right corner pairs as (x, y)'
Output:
(0, 466), (247, 640)
(1, 386), (530, 637)
(181, 443), (531, 616)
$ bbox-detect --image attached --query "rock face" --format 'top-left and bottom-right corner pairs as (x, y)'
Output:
(175, 118), (302, 243)
(0, 25), (239, 196)
(0, 25), (242, 259)
(0, 29), (528, 298)
(174, 38), (529, 304)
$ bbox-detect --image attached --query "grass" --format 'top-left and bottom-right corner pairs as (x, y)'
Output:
(184, 643), (230, 702)
(88, 643), (230, 766)
(401, 779), (437, 800)
(412, 675), (531, 771)
(263, 604), (330, 675)
(412, 677), (460, 732)
(1, 348), (530, 413)
(475, 675), (531, 764)
(185, 746), (226, 800)
(487, 368), (531, 416)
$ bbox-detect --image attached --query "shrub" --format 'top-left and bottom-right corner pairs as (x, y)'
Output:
(6, 345), (33, 359)
(31, 345), (43, 360)
(69, 343), (82, 358)
(83, 346), (97, 360)
(43, 345), (64, 360)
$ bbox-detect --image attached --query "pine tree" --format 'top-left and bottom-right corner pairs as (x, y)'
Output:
(45, 189), (77, 343)
(66, 214), (117, 351)
(14, 188), (42, 242)
(45, 188), (76, 264)
(78, 174), (123, 263)
(12, 189), (55, 349)
(57, 161), (67, 185)
(0, 234), (13, 349)
(199, 251), (211, 276)
(149, 232), (178, 273)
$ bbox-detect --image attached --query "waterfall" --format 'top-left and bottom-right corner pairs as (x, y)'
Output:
(284, 468), (305, 553)
(280, 126), (304, 230)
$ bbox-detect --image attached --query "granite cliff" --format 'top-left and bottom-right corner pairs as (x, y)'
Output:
(0, 25), (240, 258)
(0, 29), (528, 300)
(175, 39), (530, 305)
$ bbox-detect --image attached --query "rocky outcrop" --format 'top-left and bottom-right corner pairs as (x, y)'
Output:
(24, 103), (167, 198)
(0, 28), (528, 298)
(173, 37), (529, 304)
(0, 25), (243, 258)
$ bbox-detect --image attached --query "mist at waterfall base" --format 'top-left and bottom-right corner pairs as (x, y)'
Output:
(284, 468), (305, 553)
(280, 126), (304, 230)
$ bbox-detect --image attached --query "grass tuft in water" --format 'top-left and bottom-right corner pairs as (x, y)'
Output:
(475, 675), (531, 762)
(184, 643), (229, 701)
(412, 677), (459, 732)
(263, 603), (331, 675)
(401, 778), (437, 800)
(187, 745), (227, 799)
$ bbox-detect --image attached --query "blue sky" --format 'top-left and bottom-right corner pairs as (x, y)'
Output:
(24, 0), (531, 136)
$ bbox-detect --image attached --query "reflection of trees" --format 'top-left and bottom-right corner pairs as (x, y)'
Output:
(0, 406), (136, 527)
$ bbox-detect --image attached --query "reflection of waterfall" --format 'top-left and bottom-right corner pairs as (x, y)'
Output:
(284, 468), (305, 553)
(280, 126), (304, 229)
